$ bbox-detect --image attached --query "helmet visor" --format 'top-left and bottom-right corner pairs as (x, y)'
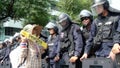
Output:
(58, 17), (67, 24)
(91, 4), (104, 16)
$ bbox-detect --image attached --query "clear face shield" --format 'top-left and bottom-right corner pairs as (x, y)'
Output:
(56, 21), (62, 32)
(58, 19), (69, 31)
(58, 19), (67, 27)
(91, 4), (104, 16)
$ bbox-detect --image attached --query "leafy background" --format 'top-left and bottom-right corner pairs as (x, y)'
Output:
(0, 0), (92, 26)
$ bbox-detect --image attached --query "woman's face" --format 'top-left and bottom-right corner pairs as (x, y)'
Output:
(81, 17), (91, 26)
(48, 28), (55, 35)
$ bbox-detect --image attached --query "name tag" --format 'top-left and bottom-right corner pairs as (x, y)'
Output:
(48, 43), (54, 46)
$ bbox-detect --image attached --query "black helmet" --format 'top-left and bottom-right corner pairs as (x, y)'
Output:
(58, 13), (71, 24)
(58, 13), (72, 31)
(92, 0), (109, 9)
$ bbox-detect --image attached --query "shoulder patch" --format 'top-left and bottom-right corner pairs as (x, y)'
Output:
(60, 32), (64, 38)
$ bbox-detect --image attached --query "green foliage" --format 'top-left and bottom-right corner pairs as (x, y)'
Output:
(0, 0), (93, 26)
(57, 0), (92, 24)
(0, 0), (56, 26)
(0, 0), (14, 20)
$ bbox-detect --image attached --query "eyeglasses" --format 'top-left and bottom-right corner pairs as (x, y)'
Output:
(81, 17), (89, 21)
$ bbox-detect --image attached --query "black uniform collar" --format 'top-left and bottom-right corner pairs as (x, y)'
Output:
(99, 12), (110, 19)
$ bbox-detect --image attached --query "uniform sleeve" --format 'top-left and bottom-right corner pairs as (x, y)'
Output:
(84, 21), (97, 54)
(113, 16), (120, 44)
(73, 25), (83, 56)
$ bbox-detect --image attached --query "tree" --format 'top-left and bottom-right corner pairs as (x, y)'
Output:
(57, 0), (92, 23)
(0, 0), (56, 26)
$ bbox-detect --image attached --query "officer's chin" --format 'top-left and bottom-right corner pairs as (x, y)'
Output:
(83, 24), (88, 27)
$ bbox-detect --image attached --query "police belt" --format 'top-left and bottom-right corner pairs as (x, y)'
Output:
(60, 47), (69, 53)
(102, 39), (113, 42)
(60, 47), (74, 57)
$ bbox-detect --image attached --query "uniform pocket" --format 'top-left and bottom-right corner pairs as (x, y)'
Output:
(102, 22), (113, 38)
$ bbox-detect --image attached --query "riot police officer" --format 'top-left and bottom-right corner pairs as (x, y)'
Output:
(45, 22), (60, 68)
(57, 13), (83, 68)
(79, 9), (93, 44)
(79, 9), (94, 58)
(80, 0), (120, 63)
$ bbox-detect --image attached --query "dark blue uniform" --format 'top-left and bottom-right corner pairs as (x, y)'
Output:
(84, 13), (120, 57)
(57, 23), (83, 68)
(46, 35), (60, 68)
(82, 27), (90, 41)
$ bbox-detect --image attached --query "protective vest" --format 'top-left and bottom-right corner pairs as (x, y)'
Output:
(60, 23), (77, 57)
(82, 27), (90, 42)
(94, 14), (119, 43)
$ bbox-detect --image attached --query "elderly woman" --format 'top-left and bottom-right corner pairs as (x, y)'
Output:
(10, 24), (44, 68)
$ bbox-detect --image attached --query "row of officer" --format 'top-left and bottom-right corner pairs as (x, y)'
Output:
(43, 0), (120, 68)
